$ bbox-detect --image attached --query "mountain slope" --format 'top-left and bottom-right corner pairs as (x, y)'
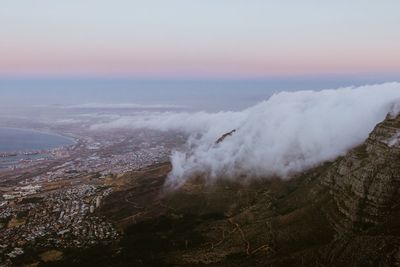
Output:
(47, 113), (400, 267)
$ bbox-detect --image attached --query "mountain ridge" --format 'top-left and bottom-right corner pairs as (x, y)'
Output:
(46, 112), (400, 266)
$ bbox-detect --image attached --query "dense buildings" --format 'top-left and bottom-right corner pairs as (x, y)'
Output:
(0, 128), (185, 265)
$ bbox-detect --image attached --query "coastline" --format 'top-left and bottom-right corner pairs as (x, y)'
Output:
(0, 127), (76, 153)
(0, 127), (78, 170)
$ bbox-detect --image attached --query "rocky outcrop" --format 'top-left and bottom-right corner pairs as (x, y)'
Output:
(216, 129), (236, 144)
(322, 113), (400, 232)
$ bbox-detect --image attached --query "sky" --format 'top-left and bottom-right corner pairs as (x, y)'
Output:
(1, 0), (400, 79)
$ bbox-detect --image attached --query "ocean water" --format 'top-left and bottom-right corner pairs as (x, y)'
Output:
(0, 127), (74, 153)
(1, 78), (395, 112)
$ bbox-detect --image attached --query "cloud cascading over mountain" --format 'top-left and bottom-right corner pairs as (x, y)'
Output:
(92, 82), (400, 188)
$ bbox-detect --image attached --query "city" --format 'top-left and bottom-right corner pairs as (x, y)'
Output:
(0, 127), (186, 265)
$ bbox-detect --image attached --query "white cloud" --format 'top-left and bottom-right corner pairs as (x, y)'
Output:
(92, 82), (400, 188)
(54, 118), (83, 124)
(64, 103), (185, 109)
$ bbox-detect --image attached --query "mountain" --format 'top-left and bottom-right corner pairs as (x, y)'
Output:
(48, 113), (400, 267)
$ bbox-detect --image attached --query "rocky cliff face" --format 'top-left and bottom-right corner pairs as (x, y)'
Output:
(322, 113), (400, 232)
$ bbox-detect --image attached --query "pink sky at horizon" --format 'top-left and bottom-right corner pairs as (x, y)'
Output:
(1, 1), (400, 79)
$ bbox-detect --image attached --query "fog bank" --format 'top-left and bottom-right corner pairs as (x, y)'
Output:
(94, 82), (400, 187)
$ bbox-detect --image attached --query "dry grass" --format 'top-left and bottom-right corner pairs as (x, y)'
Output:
(39, 250), (63, 262)
(7, 217), (26, 228)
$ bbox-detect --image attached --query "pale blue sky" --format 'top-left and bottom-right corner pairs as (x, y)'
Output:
(1, 0), (399, 78)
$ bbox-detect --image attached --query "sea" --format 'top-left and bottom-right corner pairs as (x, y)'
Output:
(0, 78), (393, 112)
(0, 128), (74, 169)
